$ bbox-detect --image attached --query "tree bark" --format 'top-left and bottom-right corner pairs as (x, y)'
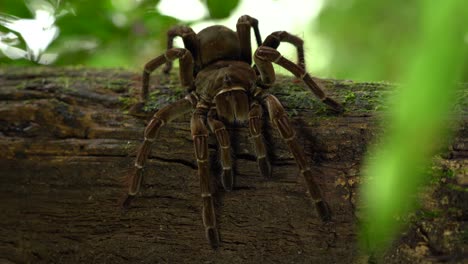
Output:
(0, 67), (466, 263)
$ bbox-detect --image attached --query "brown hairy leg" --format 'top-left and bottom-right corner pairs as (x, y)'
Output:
(254, 44), (344, 113)
(207, 108), (234, 191)
(122, 96), (197, 210)
(141, 48), (194, 102)
(191, 107), (220, 248)
(163, 25), (199, 74)
(262, 31), (306, 70)
(248, 101), (271, 178)
(262, 93), (332, 221)
(236, 15), (262, 65)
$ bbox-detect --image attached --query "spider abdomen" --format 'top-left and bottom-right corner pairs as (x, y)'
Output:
(197, 25), (240, 66)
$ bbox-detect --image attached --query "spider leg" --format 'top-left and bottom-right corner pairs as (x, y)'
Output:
(163, 25), (198, 74)
(237, 15), (262, 65)
(191, 107), (220, 248)
(262, 31), (306, 70)
(254, 46), (344, 113)
(248, 101), (271, 178)
(141, 48), (194, 103)
(207, 108), (234, 191)
(262, 94), (332, 221)
(122, 95), (197, 210)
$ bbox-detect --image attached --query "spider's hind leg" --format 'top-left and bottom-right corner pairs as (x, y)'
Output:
(141, 48), (194, 103)
(237, 15), (262, 65)
(254, 46), (344, 113)
(262, 31), (306, 69)
(207, 108), (234, 191)
(163, 25), (198, 74)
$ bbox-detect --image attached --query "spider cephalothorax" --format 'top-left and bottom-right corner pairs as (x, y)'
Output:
(122, 15), (344, 249)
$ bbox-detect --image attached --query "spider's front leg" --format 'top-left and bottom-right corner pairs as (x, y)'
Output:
(191, 107), (220, 248)
(122, 95), (197, 210)
(262, 94), (332, 221)
(207, 108), (234, 191)
(248, 101), (271, 178)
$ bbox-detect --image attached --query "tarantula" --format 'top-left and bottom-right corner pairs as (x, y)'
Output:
(122, 15), (343, 248)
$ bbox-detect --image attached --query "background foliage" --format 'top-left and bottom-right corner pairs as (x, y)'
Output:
(0, 0), (177, 66)
(317, 0), (419, 81)
(359, 0), (467, 252)
(3, 0), (465, 82)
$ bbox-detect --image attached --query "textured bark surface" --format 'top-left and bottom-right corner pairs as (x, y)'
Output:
(0, 67), (466, 263)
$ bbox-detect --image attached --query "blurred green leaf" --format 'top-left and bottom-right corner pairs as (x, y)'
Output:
(317, 0), (419, 81)
(359, 0), (467, 253)
(205, 0), (239, 19)
(0, 1), (31, 18)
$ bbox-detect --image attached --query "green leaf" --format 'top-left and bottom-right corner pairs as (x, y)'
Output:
(205, 0), (239, 19)
(359, 0), (467, 253)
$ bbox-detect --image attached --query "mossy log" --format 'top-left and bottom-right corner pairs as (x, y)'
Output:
(0, 67), (466, 263)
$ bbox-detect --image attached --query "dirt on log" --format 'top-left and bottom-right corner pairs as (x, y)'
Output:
(0, 67), (466, 264)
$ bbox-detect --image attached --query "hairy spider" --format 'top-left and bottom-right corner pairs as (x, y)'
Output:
(122, 15), (343, 248)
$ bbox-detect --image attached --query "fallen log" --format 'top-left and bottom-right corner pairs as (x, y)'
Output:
(0, 67), (466, 263)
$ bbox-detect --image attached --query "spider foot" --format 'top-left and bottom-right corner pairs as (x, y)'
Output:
(315, 200), (332, 222)
(128, 102), (147, 117)
(322, 97), (344, 113)
(206, 227), (220, 249)
(257, 157), (272, 178)
(121, 194), (135, 212)
(162, 63), (172, 75)
(221, 169), (234, 191)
